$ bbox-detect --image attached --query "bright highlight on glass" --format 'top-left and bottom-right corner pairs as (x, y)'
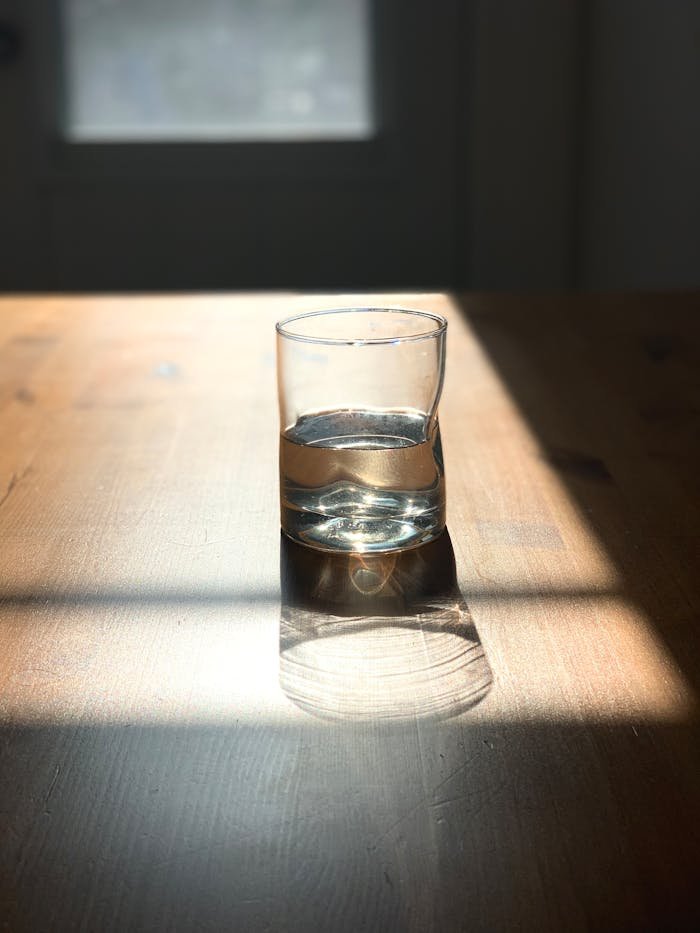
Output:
(276, 308), (448, 553)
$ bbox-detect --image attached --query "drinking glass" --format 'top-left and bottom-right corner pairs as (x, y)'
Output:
(276, 307), (447, 553)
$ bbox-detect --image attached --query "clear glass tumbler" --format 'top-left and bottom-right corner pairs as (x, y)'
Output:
(276, 307), (447, 553)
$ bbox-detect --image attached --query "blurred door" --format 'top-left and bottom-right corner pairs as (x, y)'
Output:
(0, 0), (462, 290)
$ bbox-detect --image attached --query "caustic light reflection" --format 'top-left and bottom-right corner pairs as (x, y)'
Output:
(279, 532), (493, 722)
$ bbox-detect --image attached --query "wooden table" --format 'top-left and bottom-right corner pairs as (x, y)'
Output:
(1, 293), (698, 932)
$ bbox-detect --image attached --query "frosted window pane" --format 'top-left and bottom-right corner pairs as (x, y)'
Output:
(62, 0), (372, 141)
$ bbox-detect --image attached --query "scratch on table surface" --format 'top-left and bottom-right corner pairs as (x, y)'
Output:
(372, 796), (427, 846)
(428, 755), (480, 796)
(0, 464), (32, 510)
(430, 781), (508, 815)
(44, 765), (61, 811)
(0, 473), (18, 509)
(372, 752), (486, 845)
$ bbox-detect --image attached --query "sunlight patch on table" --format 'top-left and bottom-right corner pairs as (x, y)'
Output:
(0, 595), (694, 728)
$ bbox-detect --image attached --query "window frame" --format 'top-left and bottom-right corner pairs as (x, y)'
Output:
(34, 0), (401, 184)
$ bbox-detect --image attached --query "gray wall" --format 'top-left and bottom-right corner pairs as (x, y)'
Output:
(580, 0), (700, 289)
(468, 0), (700, 291)
(467, 0), (581, 289)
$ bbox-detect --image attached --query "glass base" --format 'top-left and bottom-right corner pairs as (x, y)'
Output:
(281, 515), (446, 554)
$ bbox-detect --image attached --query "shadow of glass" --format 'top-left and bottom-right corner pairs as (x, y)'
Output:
(279, 530), (492, 723)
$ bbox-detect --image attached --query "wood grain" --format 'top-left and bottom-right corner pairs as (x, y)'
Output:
(0, 293), (698, 931)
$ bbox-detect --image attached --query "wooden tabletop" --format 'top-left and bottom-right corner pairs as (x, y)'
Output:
(1, 293), (698, 932)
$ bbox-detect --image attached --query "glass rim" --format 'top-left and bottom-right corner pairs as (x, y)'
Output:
(275, 307), (448, 346)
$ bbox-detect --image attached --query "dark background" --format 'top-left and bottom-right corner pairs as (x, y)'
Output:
(0, 0), (698, 292)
